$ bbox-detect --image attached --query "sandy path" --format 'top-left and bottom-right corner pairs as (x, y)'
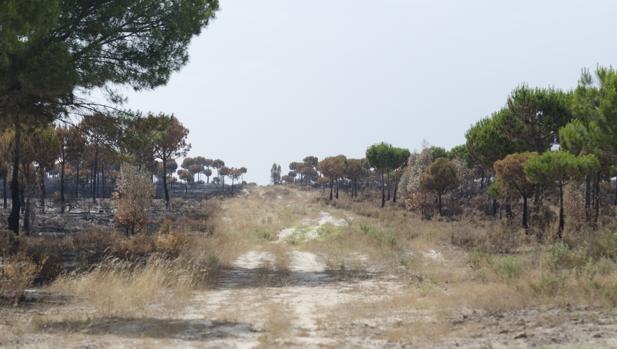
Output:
(177, 206), (403, 348)
(187, 244), (403, 348)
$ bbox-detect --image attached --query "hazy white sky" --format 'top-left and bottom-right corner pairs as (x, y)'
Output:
(118, 0), (617, 184)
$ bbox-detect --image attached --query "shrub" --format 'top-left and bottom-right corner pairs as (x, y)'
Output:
(546, 243), (588, 272)
(154, 232), (190, 256)
(0, 229), (17, 256)
(114, 164), (154, 235)
(492, 255), (524, 281)
(0, 254), (41, 304)
(359, 224), (397, 247)
(588, 229), (617, 261)
(529, 273), (565, 296)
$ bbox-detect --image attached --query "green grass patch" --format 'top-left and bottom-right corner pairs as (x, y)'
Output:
(359, 224), (397, 247)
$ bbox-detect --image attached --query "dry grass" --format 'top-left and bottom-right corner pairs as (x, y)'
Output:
(2, 185), (616, 347)
(261, 302), (295, 336)
(0, 254), (41, 304)
(51, 256), (197, 317)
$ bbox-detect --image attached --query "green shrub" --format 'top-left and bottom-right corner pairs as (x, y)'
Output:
(468, 249), (488, 270)
(529, 273), (565, 296)
(359, 224), (397, 247)
(590, 280), (617, 306)
(546, 243), (588, 272)
(492, 255), (524, 281)
(588, 229), (617, 261)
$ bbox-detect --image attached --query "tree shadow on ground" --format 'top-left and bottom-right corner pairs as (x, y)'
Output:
(40, 317), (257, 341)
(210, 267), (377, 289)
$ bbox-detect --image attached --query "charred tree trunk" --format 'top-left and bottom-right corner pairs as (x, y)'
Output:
(492, 199), (498, 217)
(393, 171), (399, 203)
(522, 196), (529, 230)
(593, 173), (600, 228)
(60, 156), (65, 212)
(381, 170), (385, 208)
(23, 166), (31, 235)
(39, 167), (46, 213)
(100, 162), (105, 198)
(2, 175), (7, 209)
(8, 114), (20, 234)
(387, 175), (391, 201)
(506, 203), (513, 221)
(162, 156), (170, 209)
(557, 181), (564, 239)
(75, 164), (80, 199)
(584, 175), (591, 222)
(91, 147), (98, 203)
(335, 178), (339, 199)
(614, 178), (617, 206)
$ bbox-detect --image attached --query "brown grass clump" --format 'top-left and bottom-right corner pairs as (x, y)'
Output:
(256, 302), (296, 347)
(51, 256), (197, 317)
(0, 254), (41, 304)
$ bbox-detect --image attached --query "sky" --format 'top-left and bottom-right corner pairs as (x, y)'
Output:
(116, 0), (617, 184)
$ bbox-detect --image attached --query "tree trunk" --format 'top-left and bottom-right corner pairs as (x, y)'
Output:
(557, 181), (564, 239)
(438, 193), (443, 216)
(23, 166), (31, 235)
(39, 167), (46, 213)
(91, 148), (98, 203)
(75, 164), (80, 199)
(162, 157), (170, 209)
(329, 179), (333, 200)
(506, 203), (513, 220)
(492, 199), (497, 217)
(100, 162), (105, 198)
(335, 178), (339, 199)
(584, 175), (591, 222)
(393, 172), (399, 203)
(593, 173), (600, 227)
(381, 170), (385, 208)
(24, 194), (31, 235)
(387, 175), (391, 201)
(522, 196), (529, 230)
(3, 175), (7, 209)
(614, 177), (617, 206)
(8, 114), (20, 235)
(60, 157), (65, 213)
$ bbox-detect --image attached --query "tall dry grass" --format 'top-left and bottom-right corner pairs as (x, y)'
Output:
(51, 256), (197, 317)
(0, 254), (41, 304)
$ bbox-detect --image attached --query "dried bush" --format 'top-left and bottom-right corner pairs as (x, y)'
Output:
(451, 222), (524, 253)
(0, 229), (17, 256)
(0, 254), (41, 304)
(400, 148), (433, 211)
(114, 163), (154, 235)
(564, 181), (587, 233)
